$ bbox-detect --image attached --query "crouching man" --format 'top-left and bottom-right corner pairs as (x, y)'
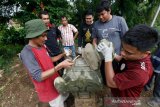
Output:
(97, 24), (159, 106)
(20, 19), (73, 107)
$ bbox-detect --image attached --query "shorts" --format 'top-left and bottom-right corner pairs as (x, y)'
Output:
(49, 94), (69, 107)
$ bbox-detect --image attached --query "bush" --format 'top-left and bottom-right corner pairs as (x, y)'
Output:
(0, 44), (23, 71)
(0, 27), (25, 45)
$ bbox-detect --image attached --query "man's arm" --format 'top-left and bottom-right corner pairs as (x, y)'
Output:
(51, 52), (65, 62)
(92, 38), (98, 47)
(105, 62), (117, 88)
(21, 48), (73, 82)
(41, 59), (73, 81)
(70, 24), (78, 40)
(92, 24), (98, 47)
(96, 42), (117, 88)
(74, 31), (79, 40)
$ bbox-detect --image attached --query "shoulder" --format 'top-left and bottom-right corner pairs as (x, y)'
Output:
(94, 20), (100, 24)
(69, 24), (75, 28)
(113, 15), (126, 22)
(93, 20), (100, 27)
(21, 45), (32, 55)
(58, 25), (63, 29)
(126, 56), (152, 78)
(20, 45), (35, 60)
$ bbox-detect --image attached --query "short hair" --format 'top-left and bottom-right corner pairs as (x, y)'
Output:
(39, 11), (49, 18)
(85, 10), (94, 16)
(122, 24), (159, 52)
(96, 0), (111, 13)
(61, 16), (67, 20)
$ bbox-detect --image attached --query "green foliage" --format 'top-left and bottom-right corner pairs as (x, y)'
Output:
(111, 0), (160, 27)
(0, 27), (25, 45)
(41, 0), (73, 25)
(154, 13), (160, 32)
(0, 44), (23, 70)
(72, 0), (100, 25)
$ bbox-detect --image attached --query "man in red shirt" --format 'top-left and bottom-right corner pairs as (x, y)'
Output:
(20, 19), (74, 107)
(97, 24), (159, 106)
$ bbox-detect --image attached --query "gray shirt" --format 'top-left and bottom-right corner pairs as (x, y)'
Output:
(20, 45), (42, 82)
(92, 15), (128, 54)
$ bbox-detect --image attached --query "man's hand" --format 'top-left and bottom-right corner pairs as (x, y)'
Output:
(114, 53), (123, 61)
(96, 41), (114, 62)
(59, 59), (74, 69)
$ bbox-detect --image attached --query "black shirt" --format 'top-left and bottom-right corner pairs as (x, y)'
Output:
(78, 23), (94, 47)
(45, 26), (62, 57)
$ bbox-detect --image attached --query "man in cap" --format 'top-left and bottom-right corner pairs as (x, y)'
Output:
(20, 19), (73, 107)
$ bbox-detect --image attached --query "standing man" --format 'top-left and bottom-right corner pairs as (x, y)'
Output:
(39, 11), (63, 59)
(92, 0), (128, 85)
(39, 11), (65, 76)
(58, 16), (78, 59)
(78, 10), (94, 54)
(20, 19), (73, 107)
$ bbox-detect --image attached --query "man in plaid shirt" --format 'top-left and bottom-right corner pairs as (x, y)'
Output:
(58, 16), (78, 58)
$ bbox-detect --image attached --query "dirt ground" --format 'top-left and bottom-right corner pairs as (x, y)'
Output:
(0, 57), (153, 107)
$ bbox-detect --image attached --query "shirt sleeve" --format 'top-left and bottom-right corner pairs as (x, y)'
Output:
(91, 24), (98, 39)
(113, 69), (144, 90)
(20, 47), (42, 82)
(71, 24), (78, 33)
(119, 17), (128, 37)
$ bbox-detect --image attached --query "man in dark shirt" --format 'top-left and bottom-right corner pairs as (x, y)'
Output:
(39, 11), (62, 57)
(78, 10), (94, 49)
(39, 11), (65, 76)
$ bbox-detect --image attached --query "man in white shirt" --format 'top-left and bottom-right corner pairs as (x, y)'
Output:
(58, 16), (78, 58)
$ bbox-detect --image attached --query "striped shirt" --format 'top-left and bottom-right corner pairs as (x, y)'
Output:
(58, 24), (78, 46)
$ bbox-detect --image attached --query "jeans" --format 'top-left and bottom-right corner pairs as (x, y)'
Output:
(64, 45), (76, 58)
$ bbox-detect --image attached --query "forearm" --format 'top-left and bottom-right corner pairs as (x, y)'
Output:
(92, 38), (97, 47)
(51, 53), (65, 62)
(74, 32), (79, 40)
(41, 64), (63, 81)
(105, 62), (117, 88)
